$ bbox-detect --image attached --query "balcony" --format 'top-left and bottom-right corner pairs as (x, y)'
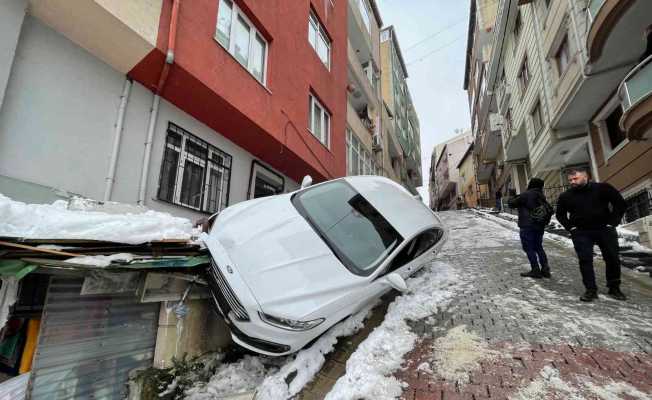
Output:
(348, 41), (379, 113)
(586, 0), (652, 73)
(347, 0), (374, 70)
(496, 82), (511, 115)
(619, 55), (652, 141)
(28, 0), (161, 73)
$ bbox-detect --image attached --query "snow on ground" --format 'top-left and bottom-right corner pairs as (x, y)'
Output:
(428, 325), (500, 385)
(324, 260), (468, 400)
(508, 365), (650, 400)
(0, 194), (200, 244)
(185, 302), (376, 400)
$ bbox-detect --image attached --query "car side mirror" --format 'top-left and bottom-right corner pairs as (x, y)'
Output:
(384, 273), (408, 292)
(301, 175), (313, 189)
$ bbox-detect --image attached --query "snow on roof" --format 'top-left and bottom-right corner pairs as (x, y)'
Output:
(0, 194), (200, 244)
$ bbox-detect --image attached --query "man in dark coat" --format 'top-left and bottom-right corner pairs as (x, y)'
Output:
(507, 178), (550, 279)
(495, 190), (503, 211)
(555, 168), (628, 302)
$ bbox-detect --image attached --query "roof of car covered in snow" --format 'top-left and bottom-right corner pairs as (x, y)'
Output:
(342, 176), (443, 239)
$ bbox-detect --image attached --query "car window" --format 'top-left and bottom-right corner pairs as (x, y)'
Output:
(292, 181), (403, 275)
(385, 228), (443, 274)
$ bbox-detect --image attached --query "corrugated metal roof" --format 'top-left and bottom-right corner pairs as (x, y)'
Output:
(28, 277), (158, 399)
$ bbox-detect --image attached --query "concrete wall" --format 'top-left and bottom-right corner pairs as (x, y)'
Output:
(0, 0), (27, 111)
(0, 16), (297, 221)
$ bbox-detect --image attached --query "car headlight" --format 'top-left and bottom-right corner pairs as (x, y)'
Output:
(258, 312), (325, 331)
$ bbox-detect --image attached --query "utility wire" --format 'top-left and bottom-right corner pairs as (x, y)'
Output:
(406, 33), (467, 65)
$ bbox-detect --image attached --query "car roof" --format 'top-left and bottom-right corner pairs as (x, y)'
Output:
(342, 176), (441, 239)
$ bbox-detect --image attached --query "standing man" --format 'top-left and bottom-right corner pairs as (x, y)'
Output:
(495, 189), (503, 212)
(508, 178), (550, 279)
(556, 168), (628, 302)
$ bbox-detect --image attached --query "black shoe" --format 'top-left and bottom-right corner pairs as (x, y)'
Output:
(541, 268), (551, 278)
(580, 290), (598, 302)
(607, 288), (627, 301)
(520, 270), (543, 279)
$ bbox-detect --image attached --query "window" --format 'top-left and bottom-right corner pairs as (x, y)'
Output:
(514, 11), (522, 40)
(605, 106), (626, 149)
(215, 0), (267, 83)
(357, 0), (371, 33)
(531, 100), (543, 137)
(158, 123), (232, 213)
(386, 228), (444, 274)
(346, 129), (378, 176)
(624, 189), (651, 223)
(248, 161), (284, 199)
(518, 56), (530, 94)
(309, 12), (331, 68)
(309, 94), (331, 147)
(555, 35), (570, 77)
(505, 108), (513, 134)
(292, 181), (403, 275)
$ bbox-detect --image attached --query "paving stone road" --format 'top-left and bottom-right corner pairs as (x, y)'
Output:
(299, 210), (652, 400)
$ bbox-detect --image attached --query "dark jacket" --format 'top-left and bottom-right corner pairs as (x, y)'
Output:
(507, 188), (546, 229)
(555, 182), (627, 231)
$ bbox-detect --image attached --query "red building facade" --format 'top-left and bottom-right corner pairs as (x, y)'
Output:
(129, 0), (349, 184)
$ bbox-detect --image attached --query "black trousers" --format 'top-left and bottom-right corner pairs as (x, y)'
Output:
(519, 228), (548, 272)
(570, 227), (621, 290)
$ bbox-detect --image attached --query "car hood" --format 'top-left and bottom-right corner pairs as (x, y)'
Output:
(209, 195), (364, 320)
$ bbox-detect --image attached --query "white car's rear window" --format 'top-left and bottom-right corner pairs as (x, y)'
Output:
(292, 181), (403, 275)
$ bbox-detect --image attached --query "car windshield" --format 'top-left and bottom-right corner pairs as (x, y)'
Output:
(292, 180), (403, 275)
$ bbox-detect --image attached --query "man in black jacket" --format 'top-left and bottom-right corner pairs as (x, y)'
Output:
(555, 168), (628, 302)
(508, 178), (550, 279)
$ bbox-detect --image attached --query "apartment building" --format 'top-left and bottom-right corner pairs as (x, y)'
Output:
(0, 0), (350, 396)
(345, 0), (385, 177)
(429, 131), (474, 210)
(457, 144), (480, 209)
(0, 0), (348, 221)
(466, 0), (652, 243)
(380, 26), (423, 193)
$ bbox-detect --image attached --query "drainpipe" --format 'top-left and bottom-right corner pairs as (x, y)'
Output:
(104, 79), (132, 202)
(586, 122), (600, 182)
(138, 0), (180, 206)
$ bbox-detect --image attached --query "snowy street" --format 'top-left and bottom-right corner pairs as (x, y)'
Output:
(182, 210), (652, 399)
(291, 211), (652, 399)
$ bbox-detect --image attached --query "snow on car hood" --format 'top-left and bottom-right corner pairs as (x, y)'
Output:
(209, 194), (364, 320)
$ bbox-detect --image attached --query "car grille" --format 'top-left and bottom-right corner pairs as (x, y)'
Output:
(207, 258), (249, 321)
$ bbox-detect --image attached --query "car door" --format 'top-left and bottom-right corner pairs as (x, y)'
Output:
(382, 227), (445, 279)
(343, 228), (444, 314)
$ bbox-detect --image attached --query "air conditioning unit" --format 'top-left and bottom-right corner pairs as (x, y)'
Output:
(372, 134), (383, 152)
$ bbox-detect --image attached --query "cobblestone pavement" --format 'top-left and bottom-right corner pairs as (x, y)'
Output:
(398, 211), (652, 400)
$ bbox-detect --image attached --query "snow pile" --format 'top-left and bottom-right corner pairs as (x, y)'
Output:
(324, 261), (465, 400)
(65, 253), (135, 267)
(185, 303), (375, 400)
(255, 302), (375, 400)
(429, 325), (499, 384)
(584, 380), (651, 399)
(185, 356), (270, 399)
(0, 194), (200, 244)
(509, 366), (581, 400)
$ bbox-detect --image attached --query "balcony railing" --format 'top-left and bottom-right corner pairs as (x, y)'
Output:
(619, 55), (652, 113)
(587, 0), (606, 21)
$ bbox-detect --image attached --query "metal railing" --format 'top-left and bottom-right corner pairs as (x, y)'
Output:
(619, 55), (652, 114)
(624, 189), (652, 224)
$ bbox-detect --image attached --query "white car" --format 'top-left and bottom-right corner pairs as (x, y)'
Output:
(203, 176), (447, 356)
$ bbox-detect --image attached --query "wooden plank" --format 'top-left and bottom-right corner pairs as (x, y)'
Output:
(0, 240), (83, 257)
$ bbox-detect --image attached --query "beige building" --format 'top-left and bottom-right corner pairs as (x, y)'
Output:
(345, 1), (421, 194)
(429, 131), (473, 210)
(457, 144), (479, 208)
(380, 25), (423, 193)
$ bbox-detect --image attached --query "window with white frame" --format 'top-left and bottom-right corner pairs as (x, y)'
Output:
(216, 0), (267, 83)
(308, 12), (331, 68)
(346, 129), (379, 176)
(158, 123), (232, 213)
(357, 0), (371, 33)
(308, 94), (331, 147)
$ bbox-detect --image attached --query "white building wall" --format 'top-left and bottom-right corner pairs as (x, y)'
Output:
(0, 15), (297, 221)
(0, 0), (27, 111)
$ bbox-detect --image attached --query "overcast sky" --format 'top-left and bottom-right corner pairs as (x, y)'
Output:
(376, 0), (472, 206)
